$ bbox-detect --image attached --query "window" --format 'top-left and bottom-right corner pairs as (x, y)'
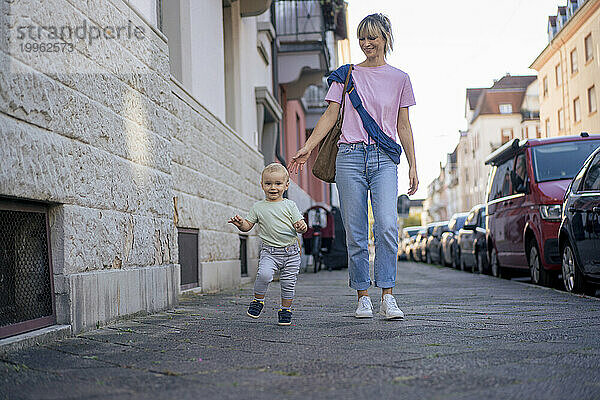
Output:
(531, 141), (600, 182)
(512, 154), (528, 195)
(585, 33), (594, 62)
(488, 158), (514, 201)
(499, 104), (513, 114)
(589, 85), (597, 113)
(239, 235), (248, 277)
(555, 63), (562, 87)
(178, 228), (199, 290)
(543, 76), (548, 97)
(545, 118), (551, 136)
(536, 125), (541, 139)
(501, 128), (513, 144)
(581, 153), (600, 191)
(570, 49), (578, 73)
(558, 109), (565, 131)
(0, 199), (56, 340)
(573, 97), (581, 122)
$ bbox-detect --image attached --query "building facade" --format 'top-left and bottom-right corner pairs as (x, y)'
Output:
(0, 0), (348, 339)
(456, 75), (540, 211)
(531, 0), (600, 137)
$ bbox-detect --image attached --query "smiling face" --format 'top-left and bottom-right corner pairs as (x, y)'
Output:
(356, 14), (393, 60)
(358, 31), (386, 60)
(261, 170), (289, 202)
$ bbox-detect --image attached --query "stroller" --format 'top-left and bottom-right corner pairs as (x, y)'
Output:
(302, 205), (334, 273)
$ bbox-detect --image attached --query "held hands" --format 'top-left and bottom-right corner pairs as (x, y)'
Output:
(288, 146), (311, 174)
(293, 219), (307, 234)
(407, 166), (419, 196)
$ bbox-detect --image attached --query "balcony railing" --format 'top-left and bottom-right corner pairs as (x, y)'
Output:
(274, 0), (327, 43)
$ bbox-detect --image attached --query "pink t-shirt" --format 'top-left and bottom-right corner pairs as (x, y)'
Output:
(324, 64), (415, 144)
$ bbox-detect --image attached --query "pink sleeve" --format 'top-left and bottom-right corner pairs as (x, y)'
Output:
(399, 75), (416, 108)
(324, 82), (344, 104)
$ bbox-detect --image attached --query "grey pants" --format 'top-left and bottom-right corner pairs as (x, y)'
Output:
(254, 242), (301, 300)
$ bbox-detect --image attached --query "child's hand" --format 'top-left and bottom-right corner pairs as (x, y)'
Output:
(228, 215), (245, 229)
(293, 219), (307, 233)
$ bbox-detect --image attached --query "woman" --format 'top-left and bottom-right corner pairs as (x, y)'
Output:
(288, 13), (418, 320)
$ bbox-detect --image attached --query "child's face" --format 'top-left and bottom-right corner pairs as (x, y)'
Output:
(261, 170), (289, 201)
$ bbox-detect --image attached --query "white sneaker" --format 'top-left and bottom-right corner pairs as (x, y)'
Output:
(354, 296), (373, 318)
(379, 294), (404, 320)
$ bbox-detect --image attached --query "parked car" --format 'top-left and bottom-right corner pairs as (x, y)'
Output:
(427, 221), (449, 265)
(412, 228), (428, 262)
(559, 146), (600, 294)
(485, 133), (600, 284)
(421, 222), (441, 263)
(457, 204), (488, 273)
(441, 212), (469, 268)
(399, 226), (421, 260)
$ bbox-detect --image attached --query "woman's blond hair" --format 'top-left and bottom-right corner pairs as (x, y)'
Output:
(357, 13), (393, 56)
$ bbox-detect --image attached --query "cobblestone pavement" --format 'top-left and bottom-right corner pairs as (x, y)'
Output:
(2, 261), (600, 400)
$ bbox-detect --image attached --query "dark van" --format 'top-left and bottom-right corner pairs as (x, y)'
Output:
(485, 133), (600, 285)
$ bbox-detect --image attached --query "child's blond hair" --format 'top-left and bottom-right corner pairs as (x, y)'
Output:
(262, 163), (289, 181)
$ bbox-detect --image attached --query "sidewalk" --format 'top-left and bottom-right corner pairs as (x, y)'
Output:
(2, 261), (600, 399)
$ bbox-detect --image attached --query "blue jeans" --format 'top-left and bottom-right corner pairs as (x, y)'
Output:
(336, 143), (399, 290)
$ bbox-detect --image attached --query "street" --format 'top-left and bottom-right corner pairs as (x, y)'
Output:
(2, 260), (600, 400)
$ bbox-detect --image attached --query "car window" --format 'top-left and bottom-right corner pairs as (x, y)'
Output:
(531, 141), (600, 182)
(456, 215), (467, 230)
(489, 158), (513, 201)
(512, 154), (528, 194)
(581, 152), (600, 191)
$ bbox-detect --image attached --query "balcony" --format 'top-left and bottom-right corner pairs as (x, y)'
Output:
(274, 0), (339, 99)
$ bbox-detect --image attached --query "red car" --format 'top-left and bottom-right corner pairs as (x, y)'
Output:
(484, 133), (600, 285)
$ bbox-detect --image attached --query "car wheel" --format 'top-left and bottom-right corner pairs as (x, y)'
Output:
(529, 242), (552, 286)
(491, 247), (502, 278)
(475, 250), (484, 274)
(459, 254), (466, 271)
(562, 243), (591, 294)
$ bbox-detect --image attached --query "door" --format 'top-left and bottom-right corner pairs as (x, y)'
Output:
(576, 152), (600, 274)
(504, 152), (529, 267)
(487, 158), (515, 264)
(461, 209), (477, 265)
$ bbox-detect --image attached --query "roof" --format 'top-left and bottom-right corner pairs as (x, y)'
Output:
(490, 75), (536, 89)
(466, 88), (484, 110)
(467, 75), (537, 121)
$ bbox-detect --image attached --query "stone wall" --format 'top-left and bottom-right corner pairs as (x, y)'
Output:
(170, 80), (263, 291)
(0, 0), (178, 333)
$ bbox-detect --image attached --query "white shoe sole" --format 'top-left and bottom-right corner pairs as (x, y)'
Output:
(379, 311), (404, 320)
(355, 313), (373, 318)
(246, 311), (260, 319)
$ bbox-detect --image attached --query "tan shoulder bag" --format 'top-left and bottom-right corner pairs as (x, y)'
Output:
(311, 65), (353, 183)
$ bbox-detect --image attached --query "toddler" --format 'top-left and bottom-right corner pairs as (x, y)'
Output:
(228, 163), (307, 325)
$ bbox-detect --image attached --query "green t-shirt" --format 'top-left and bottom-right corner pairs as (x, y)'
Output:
(246, 199), (304, 247)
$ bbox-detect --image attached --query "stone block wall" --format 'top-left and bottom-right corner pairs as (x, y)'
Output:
(170, 81), (263, 291)
(0, 0), (178, 333)
(0, 0), (266, 335)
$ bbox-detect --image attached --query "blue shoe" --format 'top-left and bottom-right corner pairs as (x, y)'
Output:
(278, 309), (292, 326)
(247, 300), (264, 319)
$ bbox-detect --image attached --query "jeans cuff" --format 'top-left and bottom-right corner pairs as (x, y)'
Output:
(349, 280), (372, 291)
(375, 280), (395, 289)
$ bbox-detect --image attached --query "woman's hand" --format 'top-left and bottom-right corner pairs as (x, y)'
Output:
(407, 166), (419, 196)
(288, 146), (312, 174)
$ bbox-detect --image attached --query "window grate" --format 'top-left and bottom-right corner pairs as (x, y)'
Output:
(178, 229), (199, 289)
(240, 236), (248, 277)
(0, 200), (55, 339)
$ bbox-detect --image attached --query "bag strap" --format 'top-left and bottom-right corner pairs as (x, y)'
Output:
(339, 65), (353, 123)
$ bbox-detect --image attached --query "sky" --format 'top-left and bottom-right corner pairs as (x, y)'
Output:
(345, 0), (561, 200)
